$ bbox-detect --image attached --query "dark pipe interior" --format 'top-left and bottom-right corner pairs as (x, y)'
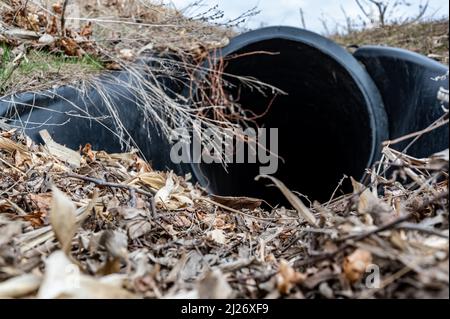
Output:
(193, 38), (374, 203)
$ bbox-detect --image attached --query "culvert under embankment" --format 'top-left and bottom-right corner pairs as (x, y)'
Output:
(188, 27), (390, 202)
(0, 26), (448, 203)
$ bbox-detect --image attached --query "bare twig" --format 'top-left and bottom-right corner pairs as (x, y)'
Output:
(299, 8), (306, 29)
(296, 191), (448, 267)
(65, 173), (156, 197)
(201, 197), (299, 221)
(383, 115), (449, 147)
(60, 0), (69, 35)
(396, 222), (449, 239)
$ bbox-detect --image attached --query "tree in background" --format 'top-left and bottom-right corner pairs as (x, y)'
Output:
(355, 0), (430, 27)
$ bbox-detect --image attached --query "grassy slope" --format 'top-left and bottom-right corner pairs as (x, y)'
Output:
(0, 18), (447, 95)
(332, 20), (449, 65)
(0, 46), (104, 94)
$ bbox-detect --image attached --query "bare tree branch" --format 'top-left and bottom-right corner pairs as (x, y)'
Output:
(299, 8), (306, 29)
(341, 5), (354, 33)
(404, 0), (430, 24)
(355, 0), (428, 27)
(355, 0), (373, 22)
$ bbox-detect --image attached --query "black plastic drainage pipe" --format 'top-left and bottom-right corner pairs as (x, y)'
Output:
(0, 62), (191, 176)
(188, 27), (389, 201)
(354, 46), (449, 158)
(1, 27), (447, 202)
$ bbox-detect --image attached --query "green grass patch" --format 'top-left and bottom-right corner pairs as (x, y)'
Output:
(1, 45), (104, 93)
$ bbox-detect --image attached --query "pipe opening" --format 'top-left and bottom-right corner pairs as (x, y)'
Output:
(193, 37), (378, 202)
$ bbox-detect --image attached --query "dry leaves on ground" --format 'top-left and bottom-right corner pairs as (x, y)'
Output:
(0, 127), (448, 299)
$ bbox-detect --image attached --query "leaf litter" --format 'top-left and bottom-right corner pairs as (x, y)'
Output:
(0, 121), (448, 299)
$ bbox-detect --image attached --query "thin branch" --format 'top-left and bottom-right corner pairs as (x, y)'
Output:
(404, 0), (430, 24)
(65, 173), (156, 197)
(295, 191), (449, 267)
(383, 115), (449, 147)
(60, 0), (69, 36)
(201, 197), (299, 221)
(355, 0), (372, 21)
(396, 222), (449, 239)
(299, 8), (306, 29)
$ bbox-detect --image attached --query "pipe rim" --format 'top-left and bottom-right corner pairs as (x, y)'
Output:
(189, 26), (389, 193)
(355, 45), (450, 71)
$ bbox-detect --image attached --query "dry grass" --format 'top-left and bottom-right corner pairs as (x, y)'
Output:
(332, 19), (449, 64)
(0, 0), (236, 94)
(1, 47), (103, 94)
(76, 0), (235, 55)
(0, 0), (279, 169)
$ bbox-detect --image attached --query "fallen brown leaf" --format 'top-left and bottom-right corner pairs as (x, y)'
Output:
(351, 177), (393, 224)
(80, 22), (93, 38)
(276, 260), (306, 294)
(343, 249), (373, 284)
(0, 274), (42, 298)
(210, 194), (263, 210)
(198, 269), (233, 299)
(38, 251), (136, 299)
(49, 186), (77, 254)
(206, 229), (227, 245)
(255, 175), (317, 226)
(119, 208), (152, 240)
(52, 3), (63, 14)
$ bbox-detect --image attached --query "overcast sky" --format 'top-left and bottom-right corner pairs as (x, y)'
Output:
(163, 0), (449, 33)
